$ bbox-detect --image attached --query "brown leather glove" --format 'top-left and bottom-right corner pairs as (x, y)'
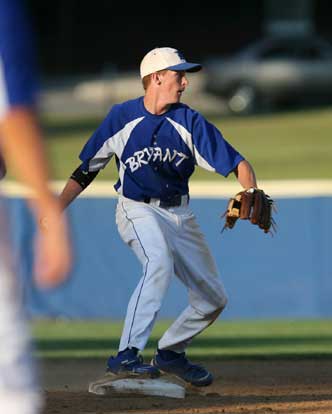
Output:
(222, 188), (276, 234)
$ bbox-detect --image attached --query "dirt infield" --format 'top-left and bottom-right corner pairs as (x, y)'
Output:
(41, 358), (332, 414)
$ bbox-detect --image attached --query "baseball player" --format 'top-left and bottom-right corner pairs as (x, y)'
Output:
(0, 1), (72, 413)
(58, 47), (257, 386)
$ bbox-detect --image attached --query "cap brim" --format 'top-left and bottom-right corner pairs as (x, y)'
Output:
(166, 62), (202, 73)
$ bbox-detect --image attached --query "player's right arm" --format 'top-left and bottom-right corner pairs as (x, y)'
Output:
(58, 106), (119, 210)
(59, 166), (99, 210)
(58, 178), (85, 211)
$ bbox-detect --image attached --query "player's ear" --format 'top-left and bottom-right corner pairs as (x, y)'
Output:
(151, 72), (162, 85)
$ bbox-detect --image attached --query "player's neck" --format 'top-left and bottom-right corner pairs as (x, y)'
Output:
(143, 94), (171, 115)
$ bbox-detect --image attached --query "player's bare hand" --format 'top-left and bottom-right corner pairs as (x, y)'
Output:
(32, 196), (72, 289)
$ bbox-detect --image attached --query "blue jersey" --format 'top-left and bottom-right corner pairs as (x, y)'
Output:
(80, 97), (244, 201)
(0, 0), (38, 118)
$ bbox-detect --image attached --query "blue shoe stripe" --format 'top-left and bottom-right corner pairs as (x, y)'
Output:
(107, 350), (159, 376)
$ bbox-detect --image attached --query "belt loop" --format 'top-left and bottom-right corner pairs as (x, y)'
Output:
(143, 196), (151, 204)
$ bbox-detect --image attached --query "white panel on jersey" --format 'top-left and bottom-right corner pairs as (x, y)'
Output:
(89, 117), (145, 171)
(117, 161), (126, 194)
(166, 117), (215, 172)
(0, 59), (9, 119)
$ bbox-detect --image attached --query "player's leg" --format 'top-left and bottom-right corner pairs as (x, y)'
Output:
(107, 197), (174, 377)
(153, 289), (225, 387)
(159, 209), (227, 349)
(0, 198), (42, 413)
(153, 207), (227, 386)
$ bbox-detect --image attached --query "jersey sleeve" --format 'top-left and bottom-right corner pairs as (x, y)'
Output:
(79, 105), (120, 171)
(192, 112), (244, 177)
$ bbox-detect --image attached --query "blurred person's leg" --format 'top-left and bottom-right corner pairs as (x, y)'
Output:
(0, 202), (42, 414)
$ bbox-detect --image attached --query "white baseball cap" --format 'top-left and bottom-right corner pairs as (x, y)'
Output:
(140, 47), (202, 79)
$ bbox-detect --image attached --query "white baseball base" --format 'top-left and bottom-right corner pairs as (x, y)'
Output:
(88, 375), (186, 399)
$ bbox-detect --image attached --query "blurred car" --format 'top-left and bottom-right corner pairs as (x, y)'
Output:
(203, 34), (332, 114)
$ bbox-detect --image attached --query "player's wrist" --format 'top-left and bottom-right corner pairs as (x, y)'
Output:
(245, 186), (257, 193)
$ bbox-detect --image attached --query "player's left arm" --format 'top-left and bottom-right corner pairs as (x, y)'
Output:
(191, 112), (244, 176)
(233, 159), (257, 190)
(191, 113), (258, 189)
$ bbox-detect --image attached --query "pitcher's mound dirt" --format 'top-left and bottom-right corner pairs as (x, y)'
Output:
(41, 359), (332, 414)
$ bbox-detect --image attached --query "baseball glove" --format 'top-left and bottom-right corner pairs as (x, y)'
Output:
(221, 188), (276, 234)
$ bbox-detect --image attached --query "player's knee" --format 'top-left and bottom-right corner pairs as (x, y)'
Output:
(201, 296), (227, 322)
(219, 294), (228, 310)
(212, 295), (228, 318)
(194, 291), (228, 319)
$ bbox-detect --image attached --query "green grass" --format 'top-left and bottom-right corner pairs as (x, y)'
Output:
(37, 106), (332, 182)
(31, 319), (332, 360)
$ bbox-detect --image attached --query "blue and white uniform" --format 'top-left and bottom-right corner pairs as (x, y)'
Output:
(80, 97), (244, 352)
(80, 97), (243, 201)
(0, 1), (41, 413)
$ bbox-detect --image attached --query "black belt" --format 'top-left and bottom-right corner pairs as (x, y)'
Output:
(143, 194), (189, 208)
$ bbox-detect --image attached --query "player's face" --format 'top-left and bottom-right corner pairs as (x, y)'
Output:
(160, 70), (188, 104)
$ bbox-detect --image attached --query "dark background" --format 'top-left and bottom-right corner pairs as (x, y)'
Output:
(25, 0), (332, 76)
